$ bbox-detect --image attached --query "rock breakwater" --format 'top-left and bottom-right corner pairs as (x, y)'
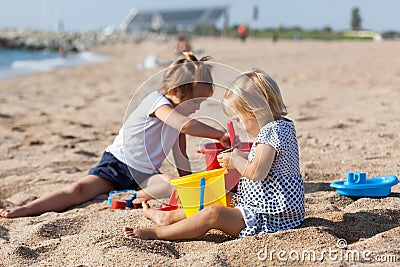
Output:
(0, 29), (160, 52)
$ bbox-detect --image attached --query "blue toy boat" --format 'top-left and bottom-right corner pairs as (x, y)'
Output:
(330, 172), (398, 197)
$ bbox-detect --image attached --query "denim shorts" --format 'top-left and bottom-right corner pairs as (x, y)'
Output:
(88, 151), (156, 190)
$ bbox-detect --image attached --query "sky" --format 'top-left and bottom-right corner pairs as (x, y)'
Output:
(0, 0), (399, 32)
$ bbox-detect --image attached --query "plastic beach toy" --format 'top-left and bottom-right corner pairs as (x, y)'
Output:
(330, 172), (398, 197)
(158, 203), (179, 211)
(108, 190), (137, 209)
(170, 168), (227, 217)
(197, 121), (252, 191)
(158, 190), (180, 211)
(227, 120), (236, 147)
(199, 177), (206, 211)
(111, 200), (126, 209)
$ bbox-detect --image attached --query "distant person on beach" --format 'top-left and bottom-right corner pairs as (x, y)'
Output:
(123, 70), (305, 240)
(237, 25), (248, 42)
(0, 53), (232, 219)
(173, 36), (192, 56)
(59, 45), (67, 58)
(272, 31), (279, 43)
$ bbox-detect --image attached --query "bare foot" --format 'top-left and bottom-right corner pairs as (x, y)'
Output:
(123, 226), (158, 240)
(0, 206), (30, 218)
(142, 201), (174, 226)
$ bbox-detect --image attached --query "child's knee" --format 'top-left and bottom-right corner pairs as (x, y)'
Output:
(201, 205), (224, 224)
(160, 174), (174, 182)
(65, 182), (87, 195)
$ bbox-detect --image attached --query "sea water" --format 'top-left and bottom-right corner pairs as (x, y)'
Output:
(0, 48), (111, 80)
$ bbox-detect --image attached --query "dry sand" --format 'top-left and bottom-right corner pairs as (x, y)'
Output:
(1, 37), (399, 266)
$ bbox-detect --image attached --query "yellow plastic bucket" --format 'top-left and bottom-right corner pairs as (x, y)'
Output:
(170, 168), (227, 217)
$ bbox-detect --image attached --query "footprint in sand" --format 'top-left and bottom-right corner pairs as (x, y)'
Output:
(11, 126), (25, 132)
(47, 160), (87, 173)
(13, 245), (39, 260)
(66, 120), (93, 128)
(296, 115), (319, 122)
(301, 97), (326, 109)
(59, 134), (76, 139)
(29, 140), (44, 146)
(12, 239), (62, 260)
(0, 113), (13, 119)
(329, 122), (351, 129)
(74, 150), (98, 158)
(118, 238), (180, 259)
(327, 194), (355, 210)
(0, 225), (10, 242)
(36, 217), (83, 239)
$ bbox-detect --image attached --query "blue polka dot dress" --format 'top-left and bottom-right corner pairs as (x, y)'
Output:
(234, 118), (305, 237)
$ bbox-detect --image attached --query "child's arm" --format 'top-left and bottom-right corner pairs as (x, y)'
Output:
(172, 133), (192, 177)
(155, 105), (230, 146)
(217, 144), (275, 181)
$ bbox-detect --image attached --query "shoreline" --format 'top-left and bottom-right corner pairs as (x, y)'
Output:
(0, 49), (112, 81)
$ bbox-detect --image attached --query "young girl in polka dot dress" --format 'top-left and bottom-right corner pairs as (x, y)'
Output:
(123, 70), (305, 240)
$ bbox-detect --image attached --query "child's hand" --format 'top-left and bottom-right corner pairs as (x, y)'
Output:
(217, 150), (234, 168)
(219, 134), (231, 148)
(218, 134), (241, 148)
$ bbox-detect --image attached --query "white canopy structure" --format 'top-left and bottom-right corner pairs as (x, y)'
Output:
(118, 6), (229, 33)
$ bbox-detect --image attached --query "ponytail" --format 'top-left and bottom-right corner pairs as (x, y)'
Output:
(182, 51), (211, 62)
(158, 53), (213, 99)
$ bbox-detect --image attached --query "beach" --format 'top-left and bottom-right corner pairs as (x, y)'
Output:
(0, 37), (399, 266)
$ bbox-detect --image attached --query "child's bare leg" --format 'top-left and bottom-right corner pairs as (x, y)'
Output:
(124, 205), (246, 240)
(142, 201), (186, 226)
(136, 174), (175, 200)
(0, 175), (113, 218)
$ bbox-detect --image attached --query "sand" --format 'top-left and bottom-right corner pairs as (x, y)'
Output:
(1, 37), (399, 266)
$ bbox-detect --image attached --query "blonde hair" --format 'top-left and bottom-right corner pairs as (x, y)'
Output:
(223, 70), (287, 120)
(158, 52), (213, 99)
